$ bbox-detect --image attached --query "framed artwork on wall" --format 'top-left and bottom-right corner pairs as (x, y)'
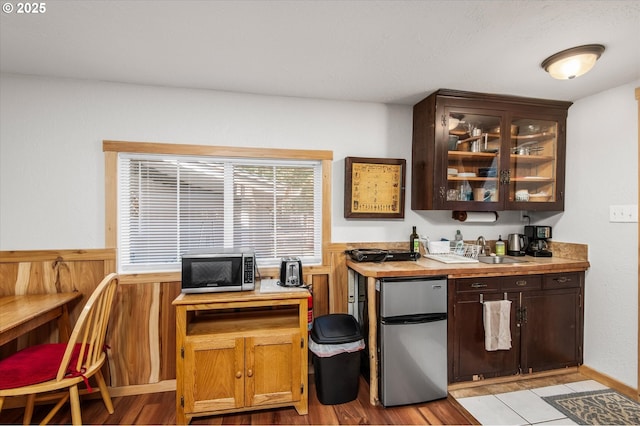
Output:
(344, 156), (406, 219)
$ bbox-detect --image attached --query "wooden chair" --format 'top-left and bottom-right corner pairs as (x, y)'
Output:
(0, 273), (119, 425)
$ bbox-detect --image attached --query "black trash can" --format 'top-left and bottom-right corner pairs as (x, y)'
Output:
(310, 314), (364, 405)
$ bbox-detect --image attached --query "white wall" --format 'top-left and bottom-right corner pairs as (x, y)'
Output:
(555, 81), (639, 388)
(1, 73), (638, 387)
(0, 73), (525, 251)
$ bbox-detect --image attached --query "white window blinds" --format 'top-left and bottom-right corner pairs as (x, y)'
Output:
(118, 153), (322, 273)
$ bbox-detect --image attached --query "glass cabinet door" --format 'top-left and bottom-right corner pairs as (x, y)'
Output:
(508, 118), (558, 205)
(444, 110), (502, 209)
(411, 90), (569, 212)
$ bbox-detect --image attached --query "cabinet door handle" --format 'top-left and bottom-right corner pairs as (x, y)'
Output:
(516, 307), (529, 324)
(235, 371), (242, 379)
(247, 369), (253, 377)
(554, 277), (571, 283)
(499, 170), (511, 184)
(471, 283), (487, 288)
(516, 280), (527, 286)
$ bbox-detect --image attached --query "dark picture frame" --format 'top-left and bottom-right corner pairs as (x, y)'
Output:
(344, 156), (406, 219)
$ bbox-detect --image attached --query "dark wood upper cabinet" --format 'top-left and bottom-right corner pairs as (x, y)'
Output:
(412, 89), (572, 211)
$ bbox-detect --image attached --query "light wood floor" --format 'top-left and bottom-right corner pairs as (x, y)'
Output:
(0, 372), (596, 425)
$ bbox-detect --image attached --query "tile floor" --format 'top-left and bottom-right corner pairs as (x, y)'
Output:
(455, 379), (609, 425)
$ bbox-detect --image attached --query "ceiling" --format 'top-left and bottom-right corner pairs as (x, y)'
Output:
(1, 0), (639, 105)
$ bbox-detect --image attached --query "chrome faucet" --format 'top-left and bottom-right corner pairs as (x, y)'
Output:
(476, 236), (487, 255)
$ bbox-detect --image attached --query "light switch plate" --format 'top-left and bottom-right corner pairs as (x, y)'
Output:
(609, 205), (638, 223)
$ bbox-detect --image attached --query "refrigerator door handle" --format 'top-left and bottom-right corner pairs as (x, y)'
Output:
(382, 312), (447, 325)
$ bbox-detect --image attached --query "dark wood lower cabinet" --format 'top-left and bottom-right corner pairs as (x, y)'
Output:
(448, 272), (584, 383)
(521, 273), (583, 373)
(450, 283), (520, 382)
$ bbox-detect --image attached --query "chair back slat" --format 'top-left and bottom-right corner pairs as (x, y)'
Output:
(57, 273), (118, 382)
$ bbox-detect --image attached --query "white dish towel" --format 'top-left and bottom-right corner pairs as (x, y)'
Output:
(483, 300), (512, 351)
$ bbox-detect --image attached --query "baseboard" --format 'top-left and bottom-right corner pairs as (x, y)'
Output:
(447, 367), (579, 391)
(1, 380), (177, 409)
(107, 379), (176, 397)
(104, 369), (636, 402)
(578, 365), (638, 401)
(448, 366), (639, 403)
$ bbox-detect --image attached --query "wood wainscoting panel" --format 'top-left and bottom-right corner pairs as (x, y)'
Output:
(328, 243), (349, 314)
(107, 280), (181, 387)
(310, 274), (329, 319)
(160, 281), (182, 382)
(0, 249), (116, 370)
(0, 252), (115, 338)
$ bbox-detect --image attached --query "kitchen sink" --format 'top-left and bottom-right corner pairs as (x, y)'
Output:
(477, 255), (529, 264)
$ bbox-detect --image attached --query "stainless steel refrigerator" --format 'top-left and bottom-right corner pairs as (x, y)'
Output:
(378, 276), (448, 406)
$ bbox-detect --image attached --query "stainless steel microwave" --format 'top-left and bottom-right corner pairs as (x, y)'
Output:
(181, 248), (255, 293)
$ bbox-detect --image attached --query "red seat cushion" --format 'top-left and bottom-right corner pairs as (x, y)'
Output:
(0, 343), (84, 390)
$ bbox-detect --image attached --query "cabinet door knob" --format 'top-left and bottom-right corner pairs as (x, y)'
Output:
(235, 371), (242, 379)
(247, 369), (253, 377)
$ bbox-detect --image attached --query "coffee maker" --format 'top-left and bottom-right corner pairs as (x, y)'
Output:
(524, 225), (552, 257)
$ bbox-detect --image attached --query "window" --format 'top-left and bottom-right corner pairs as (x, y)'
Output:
(113, 148), (326, 274)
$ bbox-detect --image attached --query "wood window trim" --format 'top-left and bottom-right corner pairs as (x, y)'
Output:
(103, 140), (333, 277)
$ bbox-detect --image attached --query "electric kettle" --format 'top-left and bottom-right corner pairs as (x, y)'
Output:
(507, 234), (527, 256)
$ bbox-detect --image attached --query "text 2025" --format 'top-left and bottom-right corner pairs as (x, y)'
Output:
(17, 2), (46, 13)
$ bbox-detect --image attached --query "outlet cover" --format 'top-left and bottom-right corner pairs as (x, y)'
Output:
(609, 205), (638, 223)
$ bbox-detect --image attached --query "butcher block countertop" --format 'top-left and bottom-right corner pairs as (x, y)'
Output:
(347, 242), (589, 279)
(347, 255), (589, 278)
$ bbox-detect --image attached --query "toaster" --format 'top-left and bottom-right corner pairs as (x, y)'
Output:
(279, 257), (303, 287)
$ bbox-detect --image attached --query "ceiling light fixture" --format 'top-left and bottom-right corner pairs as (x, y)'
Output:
(541, 44), (605, 80)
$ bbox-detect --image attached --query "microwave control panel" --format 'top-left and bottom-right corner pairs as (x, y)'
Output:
(244, 256), (255, 284)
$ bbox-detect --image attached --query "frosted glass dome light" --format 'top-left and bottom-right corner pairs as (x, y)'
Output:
(541, 44), (605, 80)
